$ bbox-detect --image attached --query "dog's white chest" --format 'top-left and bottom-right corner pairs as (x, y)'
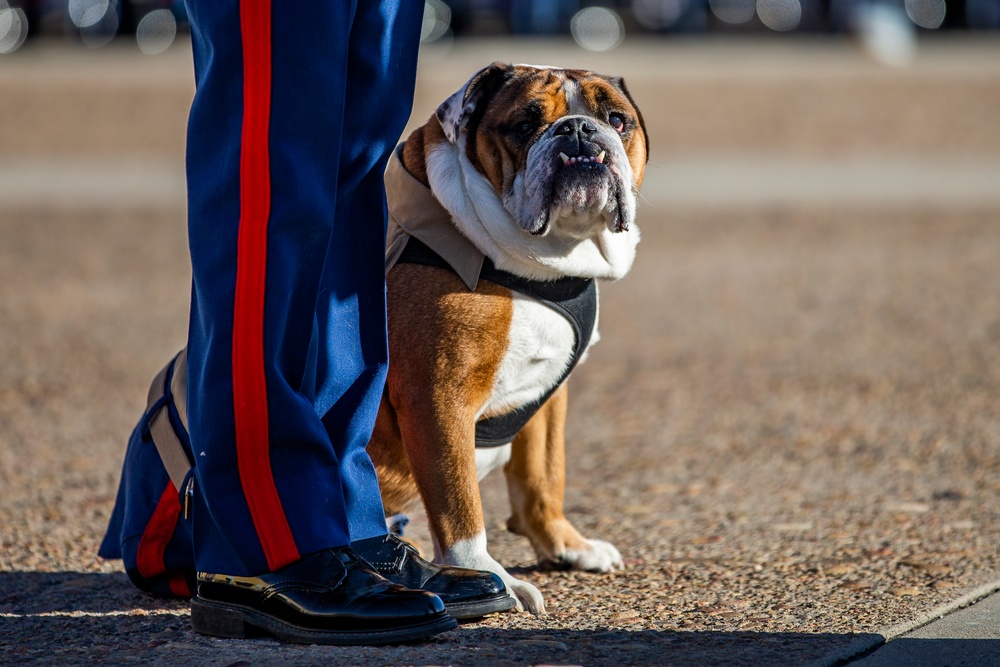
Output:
(473, 293), (597, 481)
(478, 294), (593, 433)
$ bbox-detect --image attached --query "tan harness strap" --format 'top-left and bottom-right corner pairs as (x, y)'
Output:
(145, 350), (193, 491)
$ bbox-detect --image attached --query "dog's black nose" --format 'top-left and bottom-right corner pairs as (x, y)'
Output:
(553, 117), (597, 139)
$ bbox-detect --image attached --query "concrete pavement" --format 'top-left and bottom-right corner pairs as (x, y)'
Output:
(844, 588), (1000, 666)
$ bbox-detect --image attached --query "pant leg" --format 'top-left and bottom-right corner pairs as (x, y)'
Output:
(309, 0), (425, 543)
(184, 0), (366, 577)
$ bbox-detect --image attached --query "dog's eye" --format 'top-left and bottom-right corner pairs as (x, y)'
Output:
(513, 121), (536, 138)
(608, 112), (626, 133)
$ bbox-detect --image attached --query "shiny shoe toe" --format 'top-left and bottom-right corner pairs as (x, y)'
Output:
(352, 533), (517, 620)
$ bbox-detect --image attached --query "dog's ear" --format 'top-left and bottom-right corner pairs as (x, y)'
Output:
(609, 76), (650, 163)
(436, 62), (514, 144)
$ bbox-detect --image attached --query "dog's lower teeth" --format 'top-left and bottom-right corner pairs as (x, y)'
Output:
(560, 153), (606, 166)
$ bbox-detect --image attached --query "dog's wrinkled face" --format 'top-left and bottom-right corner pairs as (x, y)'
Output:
(436, 63), (648, 239)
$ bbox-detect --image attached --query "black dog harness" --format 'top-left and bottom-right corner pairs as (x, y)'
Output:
(396, 237), (597, 448)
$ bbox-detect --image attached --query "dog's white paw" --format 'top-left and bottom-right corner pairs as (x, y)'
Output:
(440, 531), (547, 614)
(502, 573), (546, 614)
(548, 539), (623, 573)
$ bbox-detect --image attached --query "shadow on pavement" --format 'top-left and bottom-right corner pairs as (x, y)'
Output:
(0, 571), (183, 615)
(10, 573), (997, 666)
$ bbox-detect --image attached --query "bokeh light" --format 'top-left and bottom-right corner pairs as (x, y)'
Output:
(633, 0), (691, 29)
(570, 6), (625, 51)
(422, 0), (452, 41)
(68, 0), (110, 28)
(0, 1), (29, 55)
(905, 0), (947, 27)
(709, 0), (756, 24)
(69, 0), (119, 48)
(136, 9), (177, 55)
(854, 3), (918, 66)
(757, 0), (802, 29)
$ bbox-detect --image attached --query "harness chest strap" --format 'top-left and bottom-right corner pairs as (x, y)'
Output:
(395, 237), (597, 447)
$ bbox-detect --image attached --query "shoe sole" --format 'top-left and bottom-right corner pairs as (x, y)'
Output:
(445, 592), (518, 620)
(191, 596), (458, 646)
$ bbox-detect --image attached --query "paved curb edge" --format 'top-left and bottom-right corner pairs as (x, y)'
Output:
(809, 578), (1000, 667)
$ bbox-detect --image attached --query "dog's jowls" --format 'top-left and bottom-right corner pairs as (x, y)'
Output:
(368, 63), (648, 614)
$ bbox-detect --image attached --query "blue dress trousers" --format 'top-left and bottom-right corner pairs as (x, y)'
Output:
(100, 0), (423, 595)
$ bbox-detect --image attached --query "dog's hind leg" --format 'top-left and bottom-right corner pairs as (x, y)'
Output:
(504, 383), (624, 574)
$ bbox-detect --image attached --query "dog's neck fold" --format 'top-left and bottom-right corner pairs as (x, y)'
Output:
(387, 140), (638, 284)
(385, 148), (485, 290)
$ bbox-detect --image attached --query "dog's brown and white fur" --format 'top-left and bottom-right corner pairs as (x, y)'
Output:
(368, 63), (648, 613)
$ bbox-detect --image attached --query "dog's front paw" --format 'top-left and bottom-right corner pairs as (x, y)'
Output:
(540, 538), (624, 573)
(441, 532), (546, 614)
(503, 574), (546, 614)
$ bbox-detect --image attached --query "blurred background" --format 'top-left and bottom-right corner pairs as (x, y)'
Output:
(1, 0), (999, 57)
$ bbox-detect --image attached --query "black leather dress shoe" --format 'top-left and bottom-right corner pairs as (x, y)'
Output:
(352, 533), (516, 620)
(190, 547), (457, 645)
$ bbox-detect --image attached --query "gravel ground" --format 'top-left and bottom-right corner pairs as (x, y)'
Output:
(1, 36), (999, 666)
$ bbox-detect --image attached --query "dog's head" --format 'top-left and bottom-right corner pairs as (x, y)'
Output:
(436, 62), (648, 241)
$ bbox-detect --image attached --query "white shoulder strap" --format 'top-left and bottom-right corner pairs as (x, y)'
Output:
(144, 350), (193, 491)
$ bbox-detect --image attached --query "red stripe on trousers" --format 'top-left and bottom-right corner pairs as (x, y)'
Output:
(136, 482), (182, 580)
(233, 0), (300, 571)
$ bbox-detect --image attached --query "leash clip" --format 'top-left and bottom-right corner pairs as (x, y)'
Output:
(183, 476), (195, 520)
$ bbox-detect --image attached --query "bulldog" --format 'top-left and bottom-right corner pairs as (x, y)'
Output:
(369, 62), (649, 614)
